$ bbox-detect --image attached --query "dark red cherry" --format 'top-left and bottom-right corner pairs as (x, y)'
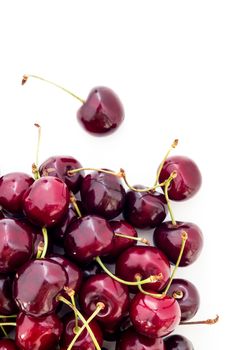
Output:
(48, 254), (82, 292)
(0, 172), (34, 215)
(0, 339), (18, 350)
(13, 259), (67, 317)
(130, 293), (181, 338)
(80, 171), (126, 220)
(154, 221), (203, 266)
(116, 246), (170, 293)
(116, 327), (165, 350)
(0, 219), (33, 273)
(77, 86), (124, 135)
(123, 187), (167, 229)
(0, 275), (18, 315)
(159, 156), (202, 201)
(79, 274), (129, 326)
(49, 206), (77, 243)
(166, 278), (200, 321)
(39, 155), (84, 193)
(61, 312), (103, 350)
(164, 334), (194, 350)
(15, 312), (63, 350)
(64, 215), (113, 264)
(22, 176), (70, 227)
(104, 220), (138, 261)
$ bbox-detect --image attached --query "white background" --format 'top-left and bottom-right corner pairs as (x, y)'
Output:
(0, 1), (232, 349)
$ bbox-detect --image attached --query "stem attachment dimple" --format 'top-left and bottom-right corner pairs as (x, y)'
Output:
(180, 315), (219, 325)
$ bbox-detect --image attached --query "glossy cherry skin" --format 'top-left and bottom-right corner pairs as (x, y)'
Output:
(166, 278), (200, 321)
(77, 86), (124, 135)
(65, 215), (113, 264)
(130, 293), (181, 338)
(48, 254), (82, 292)
(80, 171), (126, 220)
(104, 220), (138, 261)
(116, 246), (170, 293)
(22, 176), (70, 227)
(0, 172), (34, 215)
(0, 219), (33, 273)
(164, 334), (194, 350)
(61, 312), (103, 350)
(0, 275), (18, 315)
(39, 155), (84, 194)
(79, 274), (129, 326)
(116, 327), (165, 350)
(0, 340), (18, 350)
(15, 312), (63, 350)
(159, 156), (202, 201)
(154, 221), (203, 266)
(13, 258), (67, 317)
(123, 187), (167, 229)
(49, 206), (76, 243)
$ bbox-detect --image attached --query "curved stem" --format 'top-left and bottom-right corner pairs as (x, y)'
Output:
(95, 256), (159, 286)
(0, 325), (8, 337)
(64, 287), (79, 334)
(70, 192), (82, 217)
(0, 323), (16, 327)
(114, 232), (150, 245)
(164, 171), (177, 225)
(40, 227), (48, 259)
(68, 167), (122, 177)
(137, 281), (164, 299)
(180, 315), (219, 325)
(154, 139), (178, 186)
(22, 74), (85, 104)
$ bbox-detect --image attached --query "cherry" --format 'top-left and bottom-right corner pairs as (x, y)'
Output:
(39, 155), (84, 194)
(0, 172), (34, 215)
(79, 274), (129, 326)
(61, 312), (103, 350)
(0, 340), (18, 350)
(123, 187), (167, 229)
(166, 278), (200, 321)
(116, 246), (170, 293)
(22, 176), (70, 227)
(0, 218), (33, 273)
(13, 258), (67, 317)
(154, 221), (203, 266)
(116, 327), (165, 350)
(159, 156), (202, 201)
(64, 215), (113, 264)
(130, 293), (181, 338)
(15, 312), (63, 350)
(164, 334), (194, 350)
(80, 171), (126, 220)
(49, 206), (77, 243)
(0, 275), (18, 315)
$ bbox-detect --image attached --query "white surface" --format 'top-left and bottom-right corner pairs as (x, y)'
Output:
(0, 1), (232, 349)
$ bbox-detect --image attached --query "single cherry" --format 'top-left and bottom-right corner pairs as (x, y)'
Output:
(116, 246), (170, 293)
(64, 215), (113, 264)
(0, 275), (18, 315)
(154, 221), (203, 266)
(22, 176), (70, 227)
(80, 171), (126, 220)
(39, 155), (84, 193)
(116, 327), (165, 350)
(159, 156), (202, 201)
(79, 274), (129, 326)
(123, 187), (167, 229)
(164, 334), (194, 350)
(130, 292), (181, 338)
(0, 218), (33, 273)
(0, 340), (18, 350)
(13, 258), (67, 317)
(0, 172), (34, 215)
(15, 312), (63, 350)
(166, 278), (200, 321)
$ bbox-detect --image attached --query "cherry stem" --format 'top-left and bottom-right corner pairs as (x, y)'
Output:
(70, 192), (82, 217)
(0, 323), (16, 327)
(0, 325), (8, 337)
(154, 139), (178, 186)
(22, 74), (85, 104)
(95, 256), (160, 286)
(64, 287), (79, 333)
(114, 232), (150, 245)
(57, 296), (103, 350)
(180, 315), (219, 325)
(0, 315), (17, 318)
(67, 303), (105, 350)
(36, 241), (44, 259)
(164, 171), (177, 225)
(40, 227), (48, 259)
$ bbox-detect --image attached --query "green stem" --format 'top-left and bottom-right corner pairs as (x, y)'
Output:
(0, 315), (17, 318)
(154, 139), (178, 186)
(22, 74), (85, 104)
(70, 192), (82, 217)
(0, 325), (8, 337)
(0, 323), (17, 327)
(40, 227), (48, 258)
(114, 232), (150, 245)
(164, 171), (177, 225)
(70, 294), (79, 333)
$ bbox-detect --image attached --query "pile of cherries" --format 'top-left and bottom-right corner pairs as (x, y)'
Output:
(0, 76), (218, 350)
